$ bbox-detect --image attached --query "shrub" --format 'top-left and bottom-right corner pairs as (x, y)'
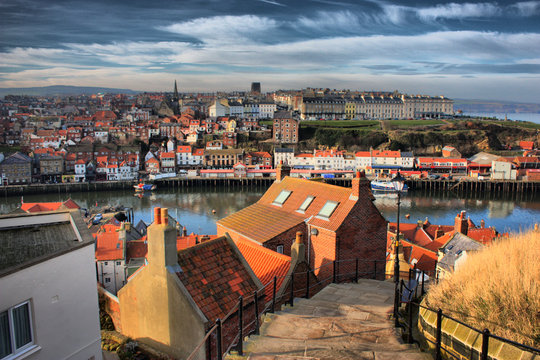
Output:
(426, 230), (540, 347)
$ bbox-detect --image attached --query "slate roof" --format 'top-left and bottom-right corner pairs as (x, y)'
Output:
(437, 232), (484, 272)
(0, 211), (94, 276)
(176, 236), (260, 323)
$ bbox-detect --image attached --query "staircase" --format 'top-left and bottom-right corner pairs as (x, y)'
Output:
(228, 279), (431, 360)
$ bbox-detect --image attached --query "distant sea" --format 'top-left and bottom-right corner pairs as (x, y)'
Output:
(462, 112), (540, 124)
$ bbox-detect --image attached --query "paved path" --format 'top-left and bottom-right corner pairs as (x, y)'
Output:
(234, 280), (431, 360)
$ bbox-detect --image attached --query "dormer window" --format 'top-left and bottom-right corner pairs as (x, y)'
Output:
(318, 201), (339, 219)
(273, 190), (292, 206)
(298, 196), (315, 212)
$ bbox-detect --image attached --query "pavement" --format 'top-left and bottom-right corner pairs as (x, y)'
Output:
(230, 280), (432, 360)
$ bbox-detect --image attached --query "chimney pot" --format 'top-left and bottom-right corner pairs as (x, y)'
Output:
(295, 231), (303, 244)
(161, 208), (168, 225)
(154, 207), (161, 225)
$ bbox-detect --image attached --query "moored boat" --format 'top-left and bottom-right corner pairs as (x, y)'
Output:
(134, 183), (157, 192)
(370, 180), (408, 192)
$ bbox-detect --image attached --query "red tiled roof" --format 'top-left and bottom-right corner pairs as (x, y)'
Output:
(218, 176), (366, 242)
(177, 234), (218, 250)
(20, 199), (80, 213)
(160, 152), (175, 159)
(234, 237), (290, 300)
(176, 236), (260, 323)
(95, 231), (123, 261)
(467, 228), (497, 245)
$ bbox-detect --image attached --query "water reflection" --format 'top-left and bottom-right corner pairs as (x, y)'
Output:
(1, 187), (538, 234)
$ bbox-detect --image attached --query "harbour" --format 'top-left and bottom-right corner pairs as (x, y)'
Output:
(2, 185), (538, 235)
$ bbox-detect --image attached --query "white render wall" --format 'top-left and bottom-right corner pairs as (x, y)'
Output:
(0, 244), (102, 360)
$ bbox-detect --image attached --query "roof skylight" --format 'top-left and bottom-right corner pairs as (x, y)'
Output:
(273, 190), (292, 206)
(318, 201), (339, 219)
(298, 196), (315, 212)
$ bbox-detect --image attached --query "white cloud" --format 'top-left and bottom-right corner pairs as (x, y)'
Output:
(512, 1), (540, 16)
(158, 15), (278, 44)
(416, 3), (501, 21)
(296, 10), (361, 32)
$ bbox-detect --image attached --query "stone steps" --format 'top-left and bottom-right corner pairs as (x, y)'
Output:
(226, 281), (432, 360)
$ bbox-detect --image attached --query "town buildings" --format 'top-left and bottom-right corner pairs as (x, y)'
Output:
(0, 210), (102, 360)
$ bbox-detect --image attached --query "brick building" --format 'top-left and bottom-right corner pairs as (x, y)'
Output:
(245, 151), (272, 168)
(273, 110), (299, 144)
(217, 164), (387, 279)
(0, 152), (33, 185)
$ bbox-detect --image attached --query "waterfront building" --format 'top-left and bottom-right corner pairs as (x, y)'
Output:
(0, 152), (33, 185)
(0, 210), (102, 360)
(273, 110), (299, 144)
(160, 152), (176, 173)
(217, 166), (387, 279)
(355, 150), (414, 176)
(203, 148), (244, 168)
(245, 151), (272, 168)
(417, 157), (468, 175)
(274, 147), (294, 168)
(38, 154), (64, 183)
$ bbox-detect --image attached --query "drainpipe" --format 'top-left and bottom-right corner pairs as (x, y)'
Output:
(305, 216), (314, 266)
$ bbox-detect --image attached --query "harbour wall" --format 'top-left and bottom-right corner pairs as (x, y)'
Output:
(0, 177), (538, 197)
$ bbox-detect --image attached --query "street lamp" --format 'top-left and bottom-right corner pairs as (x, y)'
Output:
(392, 171), (406, 327)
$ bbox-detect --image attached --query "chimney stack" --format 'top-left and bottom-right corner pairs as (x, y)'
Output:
(276, 160), (291, 182)
(480, 219), (485, 229)
(351, 171), (369, 199)
(454, 210), (469, 235)
(182, 226), (187, 237)
(290, 231), (305, 263)
(435, 225), (444, 239)
(148, 207), (178, 269)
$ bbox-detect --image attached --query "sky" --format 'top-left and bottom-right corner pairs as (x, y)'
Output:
(1, 0), (540, 102)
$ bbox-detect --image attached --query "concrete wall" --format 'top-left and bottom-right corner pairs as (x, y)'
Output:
(418, 303), (534, 360)
(0, 244), (102, 360)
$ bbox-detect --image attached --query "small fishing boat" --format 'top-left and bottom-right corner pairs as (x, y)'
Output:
(134, 183), (157, 192)
(370, 180), (408, 192)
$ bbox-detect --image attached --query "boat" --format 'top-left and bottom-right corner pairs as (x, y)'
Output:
(370, 180), (408, 192)
(134, 183), (157, 192)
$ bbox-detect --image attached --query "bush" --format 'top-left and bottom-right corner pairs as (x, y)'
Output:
(426, 230), (540, 347)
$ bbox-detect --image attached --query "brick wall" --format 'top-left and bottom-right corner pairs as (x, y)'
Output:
(263, 224), (306, 257)
(336, 201), (387, 280)
(309, 227), (337, 281)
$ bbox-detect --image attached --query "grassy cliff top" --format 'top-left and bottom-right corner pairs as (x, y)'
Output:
(426, 230), (540, 347)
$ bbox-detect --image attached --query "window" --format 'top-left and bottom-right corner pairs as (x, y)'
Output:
(105, 278), (111, 283)
(1, 301), (33, 359)
(272, 190), (292, 206)
(318, 201), (339, 219)
(116, 261), (121, 265)
(298, 196), (315, 212)
(276, 245), (284, 254)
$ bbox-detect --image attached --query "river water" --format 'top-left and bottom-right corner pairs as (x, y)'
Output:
(1, 187), (538, 235)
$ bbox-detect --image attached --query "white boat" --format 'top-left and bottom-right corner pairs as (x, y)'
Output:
(371, 180), (408, 192)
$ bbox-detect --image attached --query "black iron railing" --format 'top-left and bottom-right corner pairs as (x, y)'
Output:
(186, 258), (386, 360)
(394, 268), (540, 360)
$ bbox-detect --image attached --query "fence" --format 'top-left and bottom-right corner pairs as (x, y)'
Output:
(186, 258), (386, 360)
(395, 269), (540, 360)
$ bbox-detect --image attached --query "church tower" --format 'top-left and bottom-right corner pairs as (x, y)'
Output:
(173, 80), (179, 103)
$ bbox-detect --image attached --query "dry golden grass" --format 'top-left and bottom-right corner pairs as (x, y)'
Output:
(426, 230), (540, 347)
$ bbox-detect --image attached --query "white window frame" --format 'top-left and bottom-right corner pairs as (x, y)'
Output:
(276, 245), (284, 254)
(1, 300), (36, 360)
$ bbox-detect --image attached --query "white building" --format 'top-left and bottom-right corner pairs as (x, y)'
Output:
(491, 160), (517, 180)
(258, 103), (277, 119)
(209, 100), (229, 118)
(74, 159), (86, 182)
(94, 130), (109, 143)
(228, 101), (244, 117)
(0, 210), (102, 360)
(274, 148), (294, 168)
